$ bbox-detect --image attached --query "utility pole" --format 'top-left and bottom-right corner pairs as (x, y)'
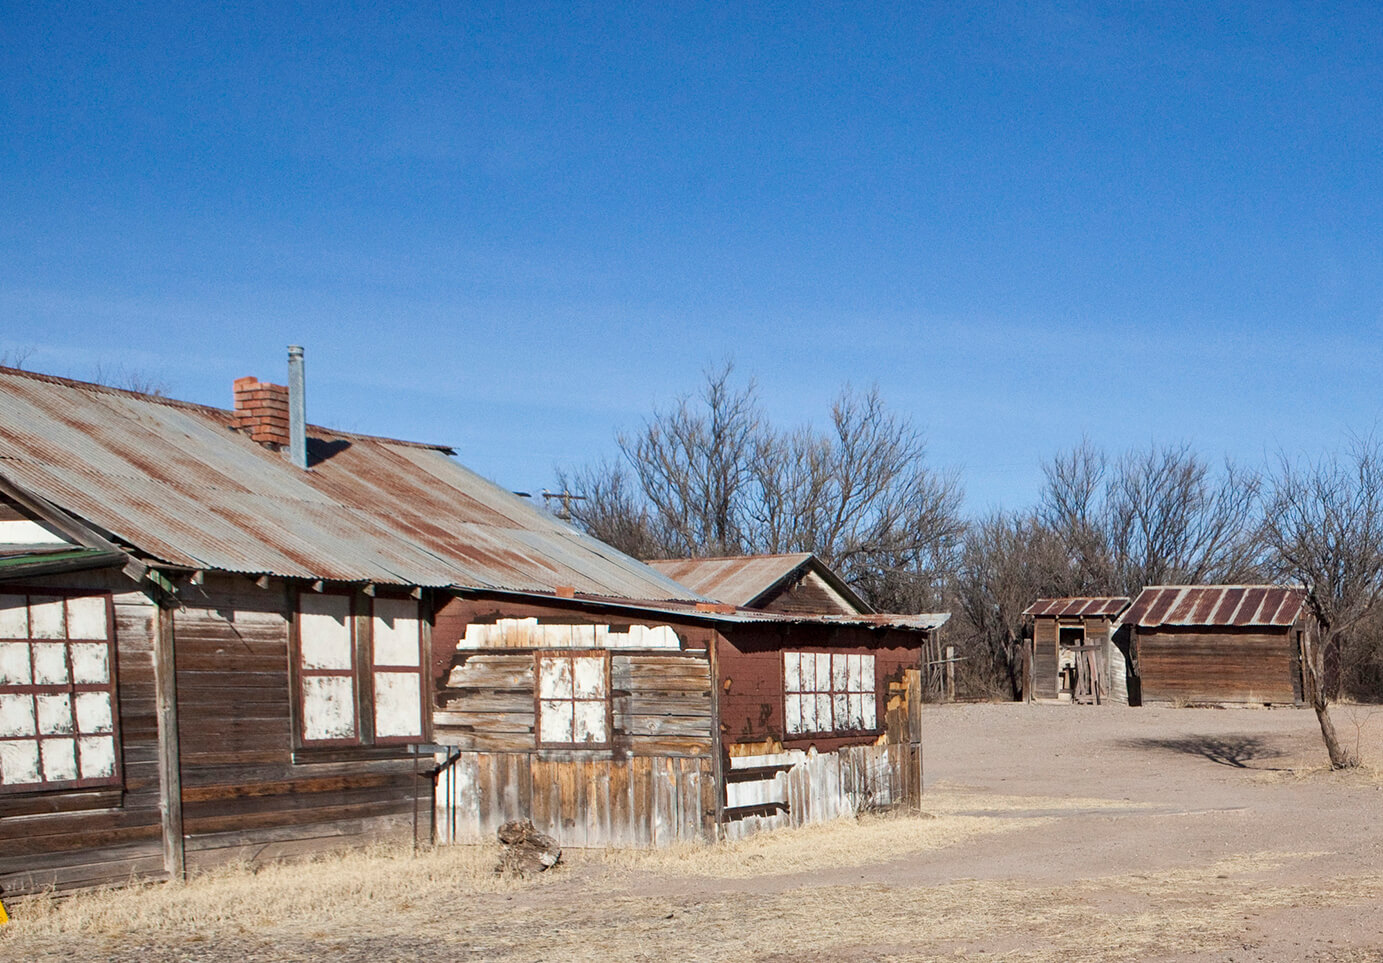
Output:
(541, 489), (587, 522)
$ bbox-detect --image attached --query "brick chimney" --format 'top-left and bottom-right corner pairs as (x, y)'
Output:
(232, 376), (291, 448)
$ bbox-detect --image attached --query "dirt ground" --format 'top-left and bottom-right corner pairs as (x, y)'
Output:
(5, 702), (1383, 962)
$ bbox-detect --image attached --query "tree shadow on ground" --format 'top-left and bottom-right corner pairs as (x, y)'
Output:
(1116, 734), (1285, 769)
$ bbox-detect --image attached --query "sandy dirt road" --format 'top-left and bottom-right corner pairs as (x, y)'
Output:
(6, 702), (1383, 962)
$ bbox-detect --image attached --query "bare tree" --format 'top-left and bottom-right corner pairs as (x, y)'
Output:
(951, 511), (1080, 698)
(87, 362), (170, 397)
(1, 347), (35, 370)
(1262, 438), (1383, 769)
(1040, 440), (1265, 597)
(558, 366), (964, 611)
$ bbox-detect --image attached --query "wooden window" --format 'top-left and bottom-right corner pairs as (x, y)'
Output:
(296, 593), (427, 747)
(370, 597), (424, 743)
(535, 650), (610, 748)
(0, 591), (120, 792)
(783, 651), (876, 736)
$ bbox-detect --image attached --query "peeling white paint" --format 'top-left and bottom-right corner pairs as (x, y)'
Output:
(372, 598), (420, 666)
(0, 740), (40, 785)
(300, 594), (352, 670)
(458, 618), (680, 650)
(65, 596), (107, 639)
(373, 671), (422, 738)
(302, 675), (356, 741)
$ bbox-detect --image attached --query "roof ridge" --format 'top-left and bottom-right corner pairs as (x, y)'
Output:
(0, 364), (454, 453)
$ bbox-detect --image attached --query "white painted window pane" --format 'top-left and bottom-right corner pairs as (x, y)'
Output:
(833, 693), (849, 730)
(785, 693), (803, 734)
(859, 655), (874, 693)
(32, 642), (69, 685)
(784, 652), (801, 692)
(816, 694), (832, 730)
(29, 597), (65, 638)
(0, 739), (40, 785)
(800, 689), (817, 732)
(41, 737), (77, 782)
(372, 598), (420, 667)
(572, 656), (606, 699)
(78, 735), (116, 779)
(300, 595), (353, 670)
(373, 671), (422, 739)
(538, 657), (573, 699)
(0, 595), (27, 638)
(846, 654), (862, 692)
(799, 653), (815, 691)
(832, 654), (849, 691)
(0, 693), (36, 737)
(66, 596), (107, 640)
(540, 699), (574, 744)
(862, 692), (877, 730)
(76, 691), (113, 734)
(816, 655), (831, 693)
(70, 643), (109, 684)
(572, 700), (607, 744)
(0, 642), (30, 685)
(848, 693), (864, 730)
(302, 675), (356, 741)
(36, 694), (74, 735)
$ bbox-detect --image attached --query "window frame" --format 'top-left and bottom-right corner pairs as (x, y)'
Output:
(783, 650), (878, 737)
(292, 589), (430, 751)
(0, 588), (122, 795)
(533, 649), (613, 750)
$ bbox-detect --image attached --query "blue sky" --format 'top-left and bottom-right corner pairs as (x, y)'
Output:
(3, 2), (1381, 512)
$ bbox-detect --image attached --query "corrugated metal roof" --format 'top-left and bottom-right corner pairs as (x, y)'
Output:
(1022, 597), (1131, 618)
(647, 553), (871, 612)
(0, 366), (705, 599)
(1125, 586), (1305, 628)
(484, 589), (949, 631)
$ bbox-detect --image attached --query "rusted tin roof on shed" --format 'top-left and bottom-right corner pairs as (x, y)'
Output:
(647, 553), (872, 613)
(0, 366), (705, 599)
(1022, 597), (1130, 618)
(1125, 586), (1305, 628)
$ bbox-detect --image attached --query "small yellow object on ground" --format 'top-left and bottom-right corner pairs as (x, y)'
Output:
(0, 897), (8, 925)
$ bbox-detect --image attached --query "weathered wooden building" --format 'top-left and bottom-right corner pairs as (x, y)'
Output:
(431, 592), (946, 844)
(0, 358), (702, 893)
(1, 357), (948, 892)
(1022, 597), (1131, 704)
(1124, 585), (1309, 706)
(647, 553), (873, 616)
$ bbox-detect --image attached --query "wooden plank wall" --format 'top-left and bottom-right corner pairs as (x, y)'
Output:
(434, 651), (713, 757)
(758, 571), (859, 616)
(1032, 618), (1058, 700)
(435, 753), (713, 846)
(721, 742), (922, 841)
(1136, 626), (1301, 704)
(0, 569), (165, 893)
(174, 575), (424, 871)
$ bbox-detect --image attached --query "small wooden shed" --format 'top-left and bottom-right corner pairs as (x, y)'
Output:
(1022, 597), (1131, 704)
(1125, 585), (1310, 706)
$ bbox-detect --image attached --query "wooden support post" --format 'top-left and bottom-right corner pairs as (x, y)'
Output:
(706, 631), (726, 841)
(154, 603), (185, 881)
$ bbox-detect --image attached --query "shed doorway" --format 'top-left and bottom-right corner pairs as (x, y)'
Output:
(1058, 626), (1106, 704)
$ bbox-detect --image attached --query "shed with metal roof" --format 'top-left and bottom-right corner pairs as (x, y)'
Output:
(1125, 586), (1311, 705)
(1021, 597), (1132, 704)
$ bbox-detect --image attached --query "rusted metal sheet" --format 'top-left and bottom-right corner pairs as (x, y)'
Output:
(0, 367), (703, 599)
(648, 553), (872, 614)
(1022, 597), (1130, 618)
(1126, 586), (1305, 628)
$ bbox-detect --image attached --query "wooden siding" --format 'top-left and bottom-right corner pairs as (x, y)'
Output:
(716, 625), (923, 752)
(0, 570), (164, 893)
(1032, 617), (1059, 700)
(1136, 625), (1303, 705)
(435, 752), (714, 847)
(758, 570), (860, 616)
(174, 575), (426, 871)
(722, 743), (921, 840)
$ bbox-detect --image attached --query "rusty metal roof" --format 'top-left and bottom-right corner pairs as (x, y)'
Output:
(1125, 586), (1305, 628)
(0, 366), (705, 599)
(647, 553), (872, 613)
(1023, 597), (1130, 618)
(471, 588), (948, 632)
